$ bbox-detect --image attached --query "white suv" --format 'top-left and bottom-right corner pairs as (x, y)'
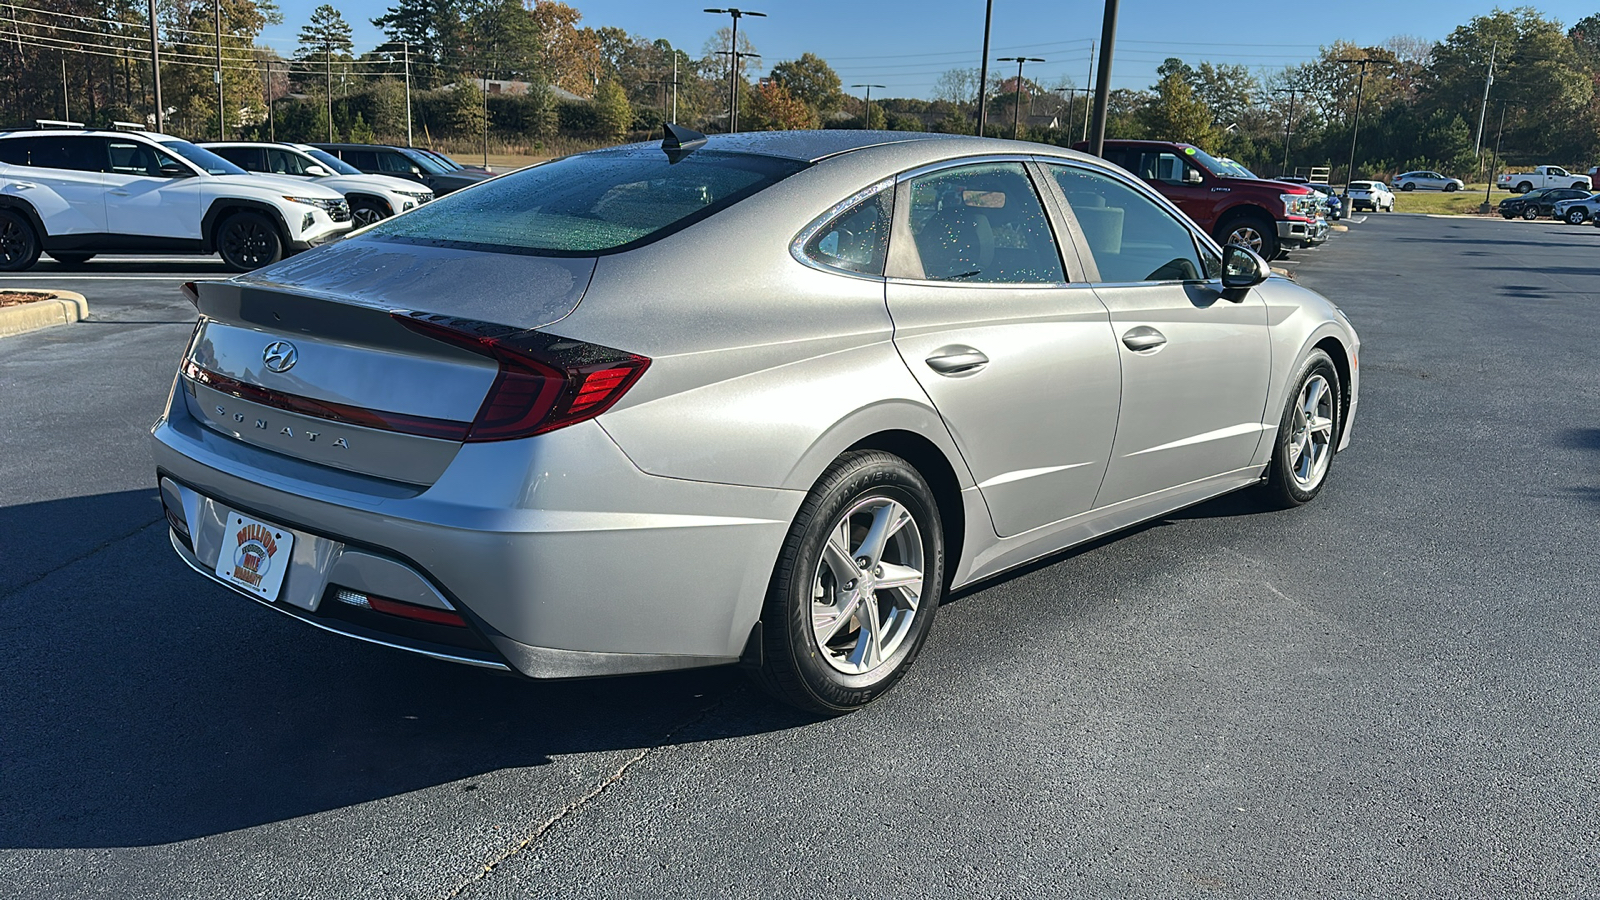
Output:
(200, 141), (434, 227)
(0, 126), (352, 271)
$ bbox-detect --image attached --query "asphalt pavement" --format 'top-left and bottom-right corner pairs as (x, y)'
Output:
(1, 223), (1596, 899)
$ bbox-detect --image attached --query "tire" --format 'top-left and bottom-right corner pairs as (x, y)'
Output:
(216, 211), (284, 271)
(0, 209), (41, 272)
(1401, 182), (1416, 191)
(1218, 212), (1279, 260)
(46, 251), (95, 266)
(1444, 183), (1459, 192)
(350, 199), (388, 228)
(750, 450), (945, 714)
(1567, 208), (1588, 225)
(1516, 182), (1533, 194)
(1575, 182), (1589, 190)
(1259, 349), (1341, 509)
(1522, 207), (1539, 220)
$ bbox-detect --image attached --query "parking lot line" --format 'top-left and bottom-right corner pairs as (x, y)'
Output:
(0, 275), (223, 281)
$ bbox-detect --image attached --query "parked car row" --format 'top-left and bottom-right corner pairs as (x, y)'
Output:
(0, 122), (492, 271)
(1498, 187), (1592, 220)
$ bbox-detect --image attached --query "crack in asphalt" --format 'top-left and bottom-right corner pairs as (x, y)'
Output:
(442, 687), (739, 899)
(0, 516), (164, 604)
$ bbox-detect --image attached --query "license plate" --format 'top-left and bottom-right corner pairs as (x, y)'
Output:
(214, 512), (295, 601)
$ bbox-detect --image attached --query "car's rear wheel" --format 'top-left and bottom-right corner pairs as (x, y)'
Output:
(1401, 182), (1416, 191)
(1219, 212), (1278, 260)
(350, 200), (388, 228)
(0, 209), (41, 272)
(1567, 208), (1588, 225)
(1517, 182), (1533, 193)
(1522, 207), (1540, 220)
(46, 251), (94, 266)
(751, 450), (944, 714)
(217, 211), (284, 271)
(1260, 349), (1341, 508)
(1574, 182), (1588, 190)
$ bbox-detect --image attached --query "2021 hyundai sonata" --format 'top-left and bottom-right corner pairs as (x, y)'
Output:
(153, 128), (1359, 713)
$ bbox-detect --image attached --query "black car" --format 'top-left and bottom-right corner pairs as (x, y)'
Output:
(1498, 187), (1590, 220)
(310, 143), (489, 196)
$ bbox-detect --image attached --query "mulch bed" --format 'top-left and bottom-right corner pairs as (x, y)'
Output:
(0, 291), (57, 308)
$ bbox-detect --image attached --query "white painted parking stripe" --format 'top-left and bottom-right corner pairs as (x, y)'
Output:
(0, 275), (222, 281)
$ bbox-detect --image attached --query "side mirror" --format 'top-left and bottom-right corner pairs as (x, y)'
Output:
(1183, 168), (1203, 185)
(409, 165), (422, 175)
(158, 162), (192, 178)
(305, 165), (330, 176)
(1220, 243), (1269, 294)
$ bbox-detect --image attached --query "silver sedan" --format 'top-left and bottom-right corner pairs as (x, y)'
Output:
(152, 130), (1360, 713)
(1394, 171), (1465, 192)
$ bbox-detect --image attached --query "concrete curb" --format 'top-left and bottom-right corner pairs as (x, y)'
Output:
(0, 290), (89, 338)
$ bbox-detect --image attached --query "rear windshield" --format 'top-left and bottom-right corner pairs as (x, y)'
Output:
(368, 149), (809, 255)
(1349, 182), (1376, 190)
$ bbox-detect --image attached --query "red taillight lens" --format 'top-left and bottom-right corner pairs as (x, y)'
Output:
(366, 594), (468, 627)
(393, 311), (650, 442)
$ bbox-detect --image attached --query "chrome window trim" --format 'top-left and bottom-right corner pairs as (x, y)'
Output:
(788, 176), (896, 281)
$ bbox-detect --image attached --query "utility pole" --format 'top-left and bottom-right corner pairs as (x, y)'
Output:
(263, 60), (274, 141)
(60, 55), (67, 120)
(704, 8), (765, 134)
(1273, 87), (1304, 176)
(976, 0), (993, 136)
(403, 40), (412, 147)
(715, 50), (761, 132)
(1474, 40), (1496, 158)
(1481, 101), (1509, 213)
(1083, 41), (1094, 142)
(214, 0), (223, 138)
(148, 0), (162, 132)
(1088, 0), (1119, 157)
(325, 35), (333, 142)
(482, 69), (489, 168)
(1336, 56), (1394, 198)
(996, 57), (1043, 140)
(648, 73), (682, 122)
(851, 83), (886, 128)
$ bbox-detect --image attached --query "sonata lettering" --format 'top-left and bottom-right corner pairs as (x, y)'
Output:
(209, 405), (349, 450)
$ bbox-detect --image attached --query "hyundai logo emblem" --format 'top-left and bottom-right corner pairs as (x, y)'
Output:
(262, 340), (299, 373)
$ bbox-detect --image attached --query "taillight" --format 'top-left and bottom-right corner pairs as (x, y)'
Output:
(392, 311), (650, 442)
(181, 281), (200, 306)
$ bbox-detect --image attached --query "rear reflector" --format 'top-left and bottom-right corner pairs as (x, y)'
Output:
(335, 588), (467, 627)
(393, 311), (650, 442)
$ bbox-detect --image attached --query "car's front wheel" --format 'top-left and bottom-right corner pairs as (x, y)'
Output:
(1260, 349), (1342, 508)
(1522, 207), (1540, 220)
(0, 209), (41, 272)
(1444, 183), (1459, 192)
(1219, 212), (1279, 260)
(217, 211), (284, 271)
(1567, 208), (1588, 225)
(751, 450), (944, 714)
(350, 200), (388, 228)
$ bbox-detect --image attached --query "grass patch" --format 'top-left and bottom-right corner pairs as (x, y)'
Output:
(1388, 183), (1510, 216)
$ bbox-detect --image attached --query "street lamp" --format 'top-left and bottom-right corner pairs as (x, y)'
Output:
(1272, 87), (1304, 177)
(996, 56), (1043, 140)
(1336, 56), (1394, 199)
(704, 8), (765, 133)
(851, 83), (886, 129)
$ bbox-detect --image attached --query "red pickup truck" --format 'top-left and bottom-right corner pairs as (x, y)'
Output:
(1076, 139), (1325, 259)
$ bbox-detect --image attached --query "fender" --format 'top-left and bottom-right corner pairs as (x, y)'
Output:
(0, 195), (46, 238)
(201, 198), (291, 253)
(1252, 319), (1359, 470)
(341, 192), (392, 216)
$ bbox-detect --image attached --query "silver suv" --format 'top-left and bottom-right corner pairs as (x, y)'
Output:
(0, 125), (352, 271)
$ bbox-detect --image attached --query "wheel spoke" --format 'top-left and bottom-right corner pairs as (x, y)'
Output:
(875, 561), (922, 592)
(814, 589), (862, 645)
(1307, 414), (1334, 438)
(856, 501), (909, 566)
(847, 594), (883, 669)
(1301, 378), (1325, 418)
(823, 524), (863, 582)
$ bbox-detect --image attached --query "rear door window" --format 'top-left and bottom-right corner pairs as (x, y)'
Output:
(369, 148), (808, 255)
(266, 147), (313, 176)
(888, 161), (1064, 284)
(28, 136), (105, 172)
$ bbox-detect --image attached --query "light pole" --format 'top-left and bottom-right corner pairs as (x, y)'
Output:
(1481, 101), (1510, 214)
(1273, 87), (1304, 177)
(147, 0), (162, 132)
(214, 0), (223, 139)
(715, 50), (761, 131)
(976, 0), (993, 136)
(704, 8), (765, 133)
(852, 83), (886, 129)
(1336, 56), (1394, 199)
(996, 56), (1043, 140)
(1088, 0), (1119, 157)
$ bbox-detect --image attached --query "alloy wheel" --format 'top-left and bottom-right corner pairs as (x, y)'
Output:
(809, 496), (925, 676)
(222, 220), (274, 268)
(1288, 374), (1335, 491)
(352, 206), (386, 227)
(1228, 225), (1265, 253)
(0, 219), (28, 264)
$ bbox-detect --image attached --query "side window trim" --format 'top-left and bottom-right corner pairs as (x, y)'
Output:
(884, 155), (1072, 287)
(790, 177), (895, 280)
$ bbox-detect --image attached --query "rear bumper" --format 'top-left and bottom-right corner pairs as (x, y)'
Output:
(150, 390), (803, 678)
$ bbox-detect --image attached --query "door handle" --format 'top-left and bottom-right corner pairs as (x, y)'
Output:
(108, 190), (131, 196)
(1122, 326), (1167, 352)
(10, 181), (36, 189)
(925, 346), (989, 376)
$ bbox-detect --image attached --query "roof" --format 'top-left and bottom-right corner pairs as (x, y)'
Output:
(598, 130), (1018, 164)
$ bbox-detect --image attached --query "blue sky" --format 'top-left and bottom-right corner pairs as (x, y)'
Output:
(259, 0), (1600, 98)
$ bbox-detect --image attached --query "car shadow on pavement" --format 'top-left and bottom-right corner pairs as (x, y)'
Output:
(0, 490), (813, 851)
(1563, 427), (1600, 506)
